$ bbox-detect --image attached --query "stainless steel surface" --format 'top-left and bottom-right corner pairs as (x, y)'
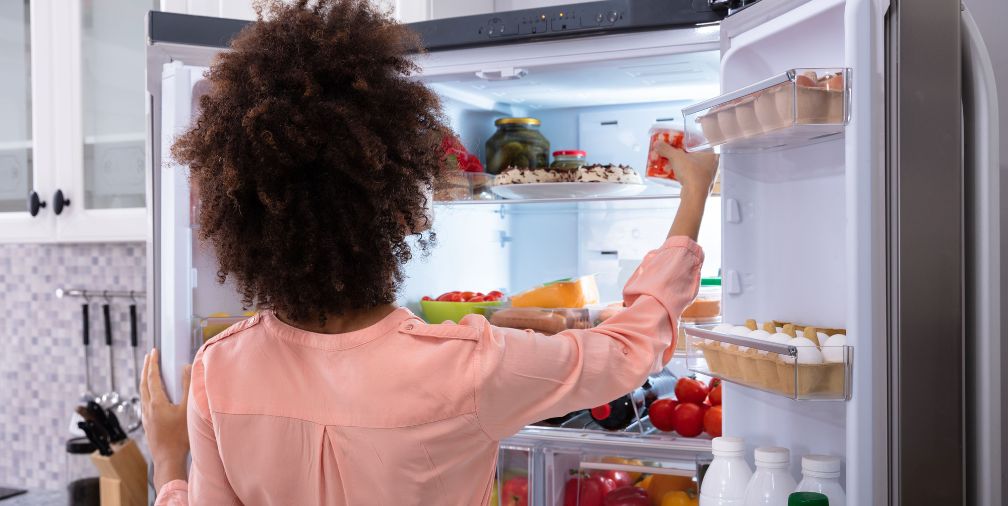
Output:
(887, 0), (964, 504)
(55, 288), (145, 299)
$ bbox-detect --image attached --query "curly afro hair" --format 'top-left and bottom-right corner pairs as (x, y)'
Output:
(171, 0), (448, 323)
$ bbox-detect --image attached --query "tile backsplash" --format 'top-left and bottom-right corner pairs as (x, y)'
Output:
(0, 242), (149, 490)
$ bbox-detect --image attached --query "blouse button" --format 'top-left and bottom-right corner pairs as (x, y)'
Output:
(404, 324), (414, 331)
(622, 347), (630, 355)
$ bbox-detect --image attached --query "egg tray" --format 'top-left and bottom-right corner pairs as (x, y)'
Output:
(682, 325), (852, 401)
(682, 68), (851, 153)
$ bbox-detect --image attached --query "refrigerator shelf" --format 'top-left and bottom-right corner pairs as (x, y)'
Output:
(683, 325), (852, 401)
(432, 189), (682, 206)
(506, 425), (712, 457)
(683, 68), (851, 153)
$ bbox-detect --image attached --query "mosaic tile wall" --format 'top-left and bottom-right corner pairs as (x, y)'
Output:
(0, 243), (150, 490)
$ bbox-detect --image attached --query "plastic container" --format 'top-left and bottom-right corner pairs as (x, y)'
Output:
(485, 117), (550, 174)
(788, 493), (829, 506)
(550, 149), (586, 170)
(66, 437), (100, 506)
(795, 455), (845, 506)
(484, 306), (592, 335)
(646, 124), (685, 184)
(682, 277), (722, 324)
(699, 436), (753, 506)
(744, 447), (798, 506)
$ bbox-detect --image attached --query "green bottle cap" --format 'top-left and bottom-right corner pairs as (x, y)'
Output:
(700, 277), (721, 286)
(789, 492), (829, 505)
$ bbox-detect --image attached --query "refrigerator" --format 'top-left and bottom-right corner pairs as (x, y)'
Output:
(145, 0), (1003, 504)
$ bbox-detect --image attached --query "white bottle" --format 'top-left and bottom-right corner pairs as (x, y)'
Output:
(742, 447), (798, 506)
(700, 437), (754, 506)
(794, 455), (846, 506)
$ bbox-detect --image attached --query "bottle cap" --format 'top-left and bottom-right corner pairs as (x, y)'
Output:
(590, 404), (612, 420)
(711, 436), (745, 455)
(754, 446), (790, 465)
(788, 492), (829, 505)
(802, 454), (842, 476)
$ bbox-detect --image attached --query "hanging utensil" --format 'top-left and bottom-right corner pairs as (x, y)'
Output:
(69, 300), (98, 436)
(113, 292), (142, 431)
(98, 293), (120, 408)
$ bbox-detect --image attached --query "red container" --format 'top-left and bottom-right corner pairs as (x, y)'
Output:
(646, 125), (685, 183)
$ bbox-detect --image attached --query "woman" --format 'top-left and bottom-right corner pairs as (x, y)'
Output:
(141, 0), (719, 504)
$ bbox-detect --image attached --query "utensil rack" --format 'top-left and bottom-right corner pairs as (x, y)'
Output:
(56, 288), (145, 300)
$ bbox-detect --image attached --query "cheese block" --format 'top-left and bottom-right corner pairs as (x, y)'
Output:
(510, 275), (600, 309)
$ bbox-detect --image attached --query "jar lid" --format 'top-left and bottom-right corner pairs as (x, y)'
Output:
(701, 277), (722, 286)
(802, 454), (842, 474)
(495, 117), (541, 126)
(66, 437), (96, 454)
(754, 446), (790, 464)
(788, 492), (829, 506)
(711, 436), (745, 455)
(553, 150), (586, 157)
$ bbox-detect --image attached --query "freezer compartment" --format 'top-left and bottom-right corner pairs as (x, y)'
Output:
(683, 68), (850, 153)
(683, 325), (852, 400)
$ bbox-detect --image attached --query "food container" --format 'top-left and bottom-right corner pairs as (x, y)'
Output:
(646, 124), (684, 184)
(550, 149), (586, 170)
(192, 313), (254, 348)
(484, 306), (592, 335)
(681, 277), (722, 324)
(484, 117), (550, 175)
(683, 68), (850, 153)
(433, 170), (472, 201)
(420, 300), (501, 324)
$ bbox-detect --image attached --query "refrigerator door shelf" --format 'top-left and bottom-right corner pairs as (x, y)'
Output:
(684, 325), (852, 401)
(683, 68), (851, 153)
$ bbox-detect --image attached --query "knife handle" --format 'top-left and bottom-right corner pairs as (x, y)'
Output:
(129, 304), (138, 348)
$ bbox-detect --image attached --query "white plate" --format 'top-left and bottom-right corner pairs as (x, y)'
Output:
(491, 182), (647, 200)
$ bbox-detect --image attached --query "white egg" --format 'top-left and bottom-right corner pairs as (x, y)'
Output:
(725, 326), (751, 349)
(768, 333), (792, 344)
(817, 331), (829, 343)
(747, 329), (772, 355)
(822, 334), (847, 363)
(712, 323), (734, 334)
(785, 336), (824, 365)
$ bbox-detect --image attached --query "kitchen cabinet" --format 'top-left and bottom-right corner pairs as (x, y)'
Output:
(0, 0), (154, 243)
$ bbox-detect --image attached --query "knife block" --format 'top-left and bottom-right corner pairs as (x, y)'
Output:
(89, 440), (148, 506)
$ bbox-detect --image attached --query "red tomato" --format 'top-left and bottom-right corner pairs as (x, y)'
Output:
(563, 475), (607, 506)
(475, 292), (485, 297)
(460, 291), (476, 301)
(484, 294), (500, 302)
(672, 403), (704, 437)
(602, 486), (650, 506)
(708, 384), (722, 406)
(487, 290), (504, 298)
(421, 296), (432, 301)
(502, 476), (528, 506)
(674, 378), (709, 405)
(468, 295), (485, 302)
(445, 293), (464, 302)
(707, 377), (721, 390)
(704, 405), (722, 437)
(590, 473), (619, 495)
(647, 398), (678, 432)
(594, 470), (633, 490)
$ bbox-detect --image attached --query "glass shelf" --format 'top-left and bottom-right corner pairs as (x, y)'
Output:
(433, 193), (682, 206)
(683, 68), (850, 153)
(683, 325), (852, 401)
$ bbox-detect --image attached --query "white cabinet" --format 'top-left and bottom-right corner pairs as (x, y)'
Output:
(0, 0), (154, 243)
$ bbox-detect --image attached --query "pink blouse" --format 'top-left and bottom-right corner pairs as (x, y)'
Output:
(155, 236), (703, 505)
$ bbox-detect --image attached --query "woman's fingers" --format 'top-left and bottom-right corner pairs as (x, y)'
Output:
(146, 348), (170, 406)
(140, 350), (151, 404)
(654, 141), (687, 164)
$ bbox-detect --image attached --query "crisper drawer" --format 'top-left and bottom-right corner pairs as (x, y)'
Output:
(500, 427), (711, 506)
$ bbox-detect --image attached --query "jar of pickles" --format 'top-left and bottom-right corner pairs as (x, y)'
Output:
(550, 150), (586, 170)
(484, 118), (550, 174)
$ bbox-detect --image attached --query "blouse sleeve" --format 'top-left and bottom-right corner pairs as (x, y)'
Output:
(471, 236), (703, 440)
(154, 349), (242, 506)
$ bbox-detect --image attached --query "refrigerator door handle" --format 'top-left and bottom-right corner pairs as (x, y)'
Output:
(961, 7), (1002, 506)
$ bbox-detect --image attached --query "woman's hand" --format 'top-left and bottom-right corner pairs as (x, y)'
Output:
(141, 348), (191, 490)
(654, 142), (720, 241)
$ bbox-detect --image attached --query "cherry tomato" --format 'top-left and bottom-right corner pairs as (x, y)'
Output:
(468, 295), (485, 302)
(421, 296), (432, 301)
(446, 293), (464, 302)
(672, 403), (704, 437)
(487, 290), (504, 298)
(674, 378), (709, 405)
(703, 405), (722, 437)
(647, 398), (678, 432)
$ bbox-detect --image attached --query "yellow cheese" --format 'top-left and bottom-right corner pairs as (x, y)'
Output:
(511, 275), (599, 308)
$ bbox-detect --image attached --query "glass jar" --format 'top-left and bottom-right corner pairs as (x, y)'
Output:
(484, 118), (550, 174)
(66, 437), (100, 506)
(550, 150), (586, 170)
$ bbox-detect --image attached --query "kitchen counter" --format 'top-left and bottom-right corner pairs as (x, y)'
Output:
(1, 490), (66, 505)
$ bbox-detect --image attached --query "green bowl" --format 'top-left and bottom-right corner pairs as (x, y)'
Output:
(420, 300), (502, 324)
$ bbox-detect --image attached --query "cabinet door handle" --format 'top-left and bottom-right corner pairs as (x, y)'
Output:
(53, 189), (71, 215)
(27, 191), (47, 217)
